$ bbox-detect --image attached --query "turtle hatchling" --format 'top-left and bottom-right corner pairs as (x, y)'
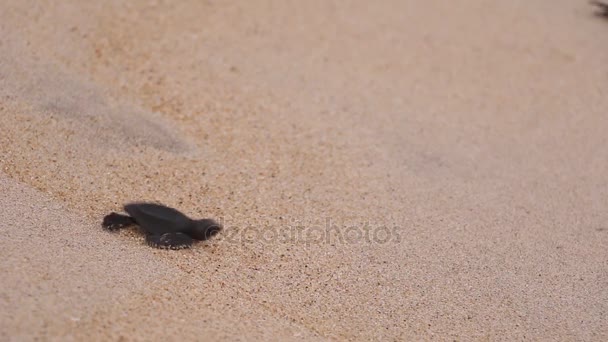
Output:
(591, 1), (608, 19)
(102, 202), (222, 249)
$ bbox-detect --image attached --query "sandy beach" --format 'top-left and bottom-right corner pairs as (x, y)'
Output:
(1, 0), (607, 340)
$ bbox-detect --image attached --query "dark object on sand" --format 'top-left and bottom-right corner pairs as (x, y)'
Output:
(591, 1), (608, 19)
(102, 202), (222, 249)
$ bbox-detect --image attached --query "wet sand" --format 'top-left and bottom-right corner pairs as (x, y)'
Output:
(1, 1), (607, 340)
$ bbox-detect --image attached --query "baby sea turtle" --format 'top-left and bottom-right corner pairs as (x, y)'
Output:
(592, 1), (608, 19)
(102, 202), (222, 250)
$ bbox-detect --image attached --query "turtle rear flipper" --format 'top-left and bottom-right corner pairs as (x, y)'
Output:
(146, 232), (193, 250)
(103, 213), (136, 231)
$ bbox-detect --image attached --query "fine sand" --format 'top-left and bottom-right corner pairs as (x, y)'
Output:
(1, 1), (607, 340)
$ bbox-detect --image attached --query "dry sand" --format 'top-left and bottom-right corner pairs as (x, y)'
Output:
(1, 0), (607, 340)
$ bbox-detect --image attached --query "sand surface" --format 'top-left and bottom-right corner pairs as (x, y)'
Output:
(1, 0), (607, 340)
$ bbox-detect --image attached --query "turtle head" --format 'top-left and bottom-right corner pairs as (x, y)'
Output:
(190, 218), (222, 241)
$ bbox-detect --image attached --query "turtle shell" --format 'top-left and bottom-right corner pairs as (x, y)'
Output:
(124, 202), (194, 235)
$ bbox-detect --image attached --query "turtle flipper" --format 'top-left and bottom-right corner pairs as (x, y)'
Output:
(102, 212), (136, 231)
(146, 232), (193, 250)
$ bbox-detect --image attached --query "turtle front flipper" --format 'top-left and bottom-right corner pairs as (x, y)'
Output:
(146, 232), (193, 250)
(102, 213), (136, 231)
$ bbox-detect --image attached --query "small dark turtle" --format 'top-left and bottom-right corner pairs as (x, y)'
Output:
(102, 202), (222, 250)
(591, 1), (608, 19)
